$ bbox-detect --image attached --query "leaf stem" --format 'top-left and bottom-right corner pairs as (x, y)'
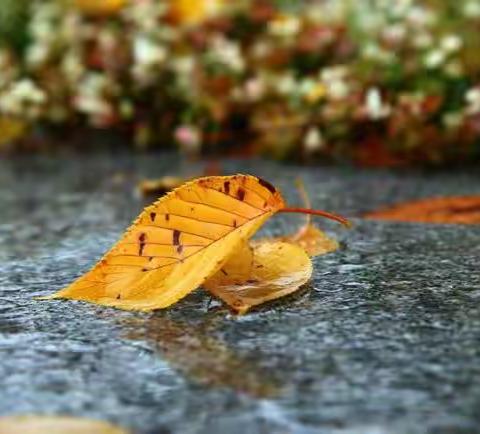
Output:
(279, 207), (351, 228)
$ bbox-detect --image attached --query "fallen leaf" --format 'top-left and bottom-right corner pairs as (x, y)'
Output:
(276, 179), (341, 256)
(43, 175), (348, 311)
(204, 240), (312, 314)
(0, 116), (27, 148)
(44, 175), (286, 310)
(278, 223), (340, 257)
(0, 416), (128, 434)
(365, 196), (480, 224)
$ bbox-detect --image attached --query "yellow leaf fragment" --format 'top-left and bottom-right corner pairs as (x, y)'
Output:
(204, 241), (312, 314)
(44, 175), (286, 311)
(0, 416), (128, 434)
(277, 223), (339, 257)
(277, 177), (340, 257)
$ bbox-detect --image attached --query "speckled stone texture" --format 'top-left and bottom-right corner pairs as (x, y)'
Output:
(1, 154), (480, 434)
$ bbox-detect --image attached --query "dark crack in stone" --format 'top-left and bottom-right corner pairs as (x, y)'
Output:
(1, 154), (480, 434)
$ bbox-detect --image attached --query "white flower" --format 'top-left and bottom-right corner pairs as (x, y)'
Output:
(298, 78), (316, 96)
(133, 36), (167, 66)
(389, 0), (414, 18)
(73, 74), (113, 120)
(320, 66), (348, 82)
(171, 56), (195, 75)
(9, 79), (46, 104)
(464, 0), (480, 18)
(268, 15), (301, 38)
(327, 80), (349, 100)
(382, 24), (407, 45)
(362, 43), (395, 64)
(0, 79), (46, 117)
(209, 36), (245, 73)
(412, 32), (433, 49)
(74, 96), (112, 120)
(62, 53), (85, 83)
(244, 77), (266, 102)
(465, 88), (480, 115)
(407, 6), (436, 27)
(444, 61), (463, 77)
(320, 66), (350, 101)
(275, 73), (296, 96)
(440, 35), (463, 53)
(304, 127), (325, 153)
(443, 112), (464, 129)
(251, 41), (272, 59)
(424, 50), (446, 69)
(26, 43), (50, 67)
(365, 87), (390, 120)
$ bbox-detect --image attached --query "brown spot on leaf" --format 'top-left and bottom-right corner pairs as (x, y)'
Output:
(224, 181), (230, 194)
(173, 229), (181, 245)
(138, 233), (146, 256)
(237, 188), (246, 201)
(150, 212), (156, 222)
(257, 177), (276, 194)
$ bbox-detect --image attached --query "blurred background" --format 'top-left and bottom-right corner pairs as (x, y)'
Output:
(0, 0), (480, 166)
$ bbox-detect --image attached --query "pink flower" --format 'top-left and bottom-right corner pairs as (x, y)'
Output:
(174, 125), (202, 154)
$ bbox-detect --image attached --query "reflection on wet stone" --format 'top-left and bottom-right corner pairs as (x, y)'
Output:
(122, 312), (281, 398)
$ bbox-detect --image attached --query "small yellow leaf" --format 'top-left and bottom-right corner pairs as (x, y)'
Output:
(0, 116), (27, 147)
(44, 175), (286, 311)
(204, 241), (312, 314)
(275, 177), (340, 257)
(276, 223), (339, 257)
(0, 416), (128, 434)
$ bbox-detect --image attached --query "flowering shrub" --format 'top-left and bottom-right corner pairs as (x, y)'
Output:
(0, 0), (480, 165)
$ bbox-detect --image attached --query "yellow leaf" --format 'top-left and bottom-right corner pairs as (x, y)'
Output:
(275, 178), (341, 257)
(0, 116), (27, 147)
(204, 240), (312, 314)
(0, 416), (128, 434)
(276, 223), (339, 257)
(73, 0), (126, 16)
(44, 175), (286, 311)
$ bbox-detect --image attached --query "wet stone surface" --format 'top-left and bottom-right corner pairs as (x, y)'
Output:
(1, 154), (480, 434)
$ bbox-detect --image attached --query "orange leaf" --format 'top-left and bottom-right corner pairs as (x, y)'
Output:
(365, 196), (480, 224)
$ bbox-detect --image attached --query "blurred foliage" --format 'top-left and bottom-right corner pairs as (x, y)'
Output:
(0, 0), (29, 52)
(0, 0), (479, 166)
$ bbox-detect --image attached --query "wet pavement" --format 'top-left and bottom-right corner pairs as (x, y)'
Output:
(1, 154), (480, 434)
